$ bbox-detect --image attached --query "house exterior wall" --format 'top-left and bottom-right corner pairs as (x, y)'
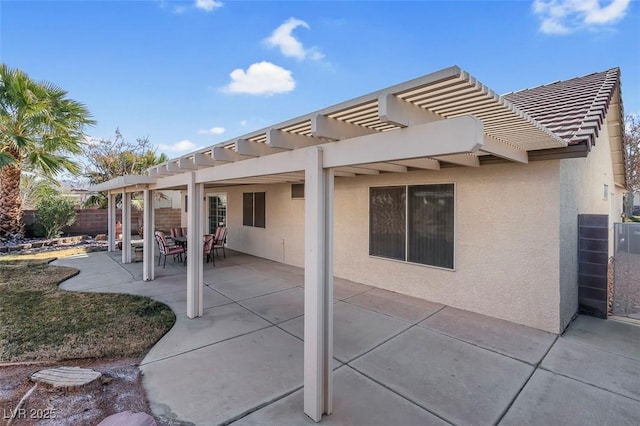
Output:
(220, 161), (564, 333)
(558, 109), (625, 330)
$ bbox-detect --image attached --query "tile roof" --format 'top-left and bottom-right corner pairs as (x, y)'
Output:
(504, 68), (620, 148)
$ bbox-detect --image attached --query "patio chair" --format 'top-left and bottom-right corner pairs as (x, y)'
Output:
(171, 227), (184, 239)
(155, 230), (185, 267)
(203, 234), (215, 264)
(213, 227), (227, 259)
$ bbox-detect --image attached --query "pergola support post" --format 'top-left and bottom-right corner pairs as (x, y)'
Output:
(186, 172), (204, 318)
(107, 193), (116, 252)
(304, 147), (334, 422)
(143, 189), (155, 281)
(122, 191), (131, 264)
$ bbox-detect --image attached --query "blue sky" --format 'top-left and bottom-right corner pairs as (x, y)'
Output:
(2, 0), (639, 157)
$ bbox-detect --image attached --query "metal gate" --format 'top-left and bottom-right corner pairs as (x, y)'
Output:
(613, 222), (640, 319)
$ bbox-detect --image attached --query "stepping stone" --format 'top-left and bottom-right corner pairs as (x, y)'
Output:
(30, 366), (102, 391)
(97, 411), (157, 426)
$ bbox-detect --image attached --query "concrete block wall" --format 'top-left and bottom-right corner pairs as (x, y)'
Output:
(23, 208), (181, 236)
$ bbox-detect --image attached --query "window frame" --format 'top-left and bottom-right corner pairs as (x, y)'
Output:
(242, 191), (266, 228)
(368, 182), (456, 271)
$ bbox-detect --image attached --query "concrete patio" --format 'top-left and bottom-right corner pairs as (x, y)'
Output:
(54, 250), (640, 426)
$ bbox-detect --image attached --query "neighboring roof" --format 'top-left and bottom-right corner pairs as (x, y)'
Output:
(504, 68), (621, 149)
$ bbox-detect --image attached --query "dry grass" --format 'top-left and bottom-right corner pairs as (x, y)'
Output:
(0, 246), (93, 262)
(0, 258), (175, 363)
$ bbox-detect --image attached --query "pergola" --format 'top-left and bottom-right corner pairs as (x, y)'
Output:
(91, 65), (565, 422)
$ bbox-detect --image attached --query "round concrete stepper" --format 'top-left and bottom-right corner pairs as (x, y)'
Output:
(30, 366), (102, 391)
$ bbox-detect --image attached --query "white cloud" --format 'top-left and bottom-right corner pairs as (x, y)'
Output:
(158, 139), (200, 153)
(264, 17), (324, 61)
(223, 61), (295, 95)
(239, 120), (248, 127)
(533, 0), (631, 34)
(198, 126), (226, 135)
(195, 0), (223, 12)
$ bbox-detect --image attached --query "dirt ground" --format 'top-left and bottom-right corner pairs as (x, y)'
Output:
(0, 358), (187, 426)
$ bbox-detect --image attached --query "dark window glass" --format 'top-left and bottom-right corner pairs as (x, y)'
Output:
(407, 184), (454, 269)
(254, 192), (266, 228)
(243, 193), (254, 226)
(291, 183), (305, 199)
(369, 186), (406, 260)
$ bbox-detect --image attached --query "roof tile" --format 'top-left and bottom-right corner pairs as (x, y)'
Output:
(504, 68), (620, 148)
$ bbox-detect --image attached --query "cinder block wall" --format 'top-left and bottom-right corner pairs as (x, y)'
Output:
(23, 208), (181, 236)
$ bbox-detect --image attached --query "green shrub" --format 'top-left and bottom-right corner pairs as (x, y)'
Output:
(35, 197), (77, 239)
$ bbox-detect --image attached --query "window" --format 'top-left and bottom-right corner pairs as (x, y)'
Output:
(369, 184), (454, 269)
(291, 183), (305, 199)
(243, 192), (266, 228)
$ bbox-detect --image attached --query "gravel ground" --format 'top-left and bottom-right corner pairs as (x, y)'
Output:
(613, 250), (640, 319)
(0, 358), (189, 426)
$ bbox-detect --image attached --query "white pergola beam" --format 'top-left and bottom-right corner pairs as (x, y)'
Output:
(167, 161), (182, 173)
(186, 172), (204, 319)
(323, 116), (483, 169)
(434, 153), (480, 167)
(121, 191), (132, 264)
(267, 129), (321, 150)
(196, 116), (483, 184)
(304, 147), (333, 421)
(212, 146), (251, 162)
(142, 188), (155, 281)
(379, 93), (443, 127)
(149, 168), (159, 177)
(178, 157), (200, 170)
(480, 135), (528, 163)
(193, 152), (217, 167)
(311, 114), (377, 140)
(358, 163), (408, 173)
(150, 172), (190, 190)
(234, 139), (286, 157)
(155, 165), (174, 176)
(391, 158), (441, 170)
(335, 166), (380, 175)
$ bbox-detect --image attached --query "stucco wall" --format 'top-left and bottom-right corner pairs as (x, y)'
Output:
(557, 109), (625, 330)
(220, 184), (306, 268)
(217, 161), (563, 333)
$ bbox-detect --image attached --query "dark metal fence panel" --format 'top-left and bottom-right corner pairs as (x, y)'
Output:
(613, 222), (640, 319)
(578, 214), (609, 318)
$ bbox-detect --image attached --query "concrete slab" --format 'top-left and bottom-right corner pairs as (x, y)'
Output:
(351, 327), (533, 425)
(279, 301), (410, 362)
(209, 276), (299, 301)
(419, 306), (556, 364)
(240, 287), (305, 324)
(541, 338), (640, 401)
(500, 369), (640, 426)
(562, 315), (640, 361)
(154, 286), (232, 315)
(141, 327), (304, 425)
(59, 270), (135, 291)
(31, 366), (101, 390)
(333, 278), (373, 301)
(346, 287), (444, 323)
(236, 366), (448, 426)
(141, 303), (270, 364)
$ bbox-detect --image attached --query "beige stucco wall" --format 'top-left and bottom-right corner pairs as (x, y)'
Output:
(222, 184), (306, 268)
(217, 161), (564, 333)
(557, 109), (625, 330)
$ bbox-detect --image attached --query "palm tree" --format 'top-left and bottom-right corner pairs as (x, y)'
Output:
(0, 64), (95, 240)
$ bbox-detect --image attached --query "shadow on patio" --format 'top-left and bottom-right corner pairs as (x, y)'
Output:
(54, 251), (640, 426)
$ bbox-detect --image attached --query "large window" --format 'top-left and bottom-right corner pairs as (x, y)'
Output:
(369, 184), (454, 269)
(243, 192), (266, 228)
